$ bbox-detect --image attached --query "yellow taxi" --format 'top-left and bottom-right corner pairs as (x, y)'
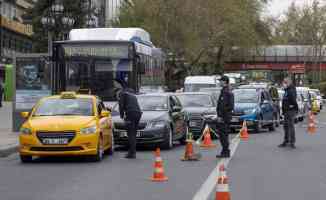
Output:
(19, 92), (114, 163)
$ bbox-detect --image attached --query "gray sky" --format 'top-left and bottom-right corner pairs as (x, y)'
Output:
(267, 0), (315, 17)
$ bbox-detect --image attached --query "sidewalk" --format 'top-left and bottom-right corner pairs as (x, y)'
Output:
(0, 102), (19, 157)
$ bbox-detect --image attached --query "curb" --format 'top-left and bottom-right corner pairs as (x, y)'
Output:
(0, 143), (18, 157)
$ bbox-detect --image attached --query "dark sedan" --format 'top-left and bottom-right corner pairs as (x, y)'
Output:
(175, 92), (216, 138)
(112, 93), (188, 149)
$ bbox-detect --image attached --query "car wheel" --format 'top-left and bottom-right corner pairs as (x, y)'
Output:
(105, 133), (114, 155)
(274, 113), (280, 127)
(91, 136), (104, 162)
(254, 116), (262, 133)
(269, 116), (276, 132)
(20, 155), (32, 163)
(179, 125), (188, 145)
(162, 126), (173, 150)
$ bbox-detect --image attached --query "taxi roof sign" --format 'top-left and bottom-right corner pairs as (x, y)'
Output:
(60, 92), (77, 99)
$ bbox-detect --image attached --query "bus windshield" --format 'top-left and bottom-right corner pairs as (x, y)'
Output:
(55, 42), (135, 101)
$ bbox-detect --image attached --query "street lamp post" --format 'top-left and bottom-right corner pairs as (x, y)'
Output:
(41, 0), (75, 56)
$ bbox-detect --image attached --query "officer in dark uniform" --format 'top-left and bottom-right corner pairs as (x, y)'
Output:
(116, 79), (142, 159)
(279, 77), (298, 149)
(216, 76), (234, 158)
(0, 81), (3, 107)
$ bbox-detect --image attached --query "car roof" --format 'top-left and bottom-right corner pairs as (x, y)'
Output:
(175, 92), (212, 95)
(137, 92), (171, 97)
(46, 94), (96, 100)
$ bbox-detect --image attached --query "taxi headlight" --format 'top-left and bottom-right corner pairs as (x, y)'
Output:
(146, 121), (166, 129)
(80, 125), (97, 134)
(20, 127), (32, 135)
(244, 108), (256, 115)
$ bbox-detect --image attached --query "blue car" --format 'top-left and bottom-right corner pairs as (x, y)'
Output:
(231, 88), (276, 133)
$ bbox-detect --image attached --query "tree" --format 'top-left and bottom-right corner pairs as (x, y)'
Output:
(114, 0), (270, 89)
(24, 0), (96, 52)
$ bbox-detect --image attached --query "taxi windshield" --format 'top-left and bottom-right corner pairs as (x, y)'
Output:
(33, 98), (94, 116)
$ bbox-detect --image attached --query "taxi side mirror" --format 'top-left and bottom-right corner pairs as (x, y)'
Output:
(100, 110), (110, 118)
(21, 112), (29, 119)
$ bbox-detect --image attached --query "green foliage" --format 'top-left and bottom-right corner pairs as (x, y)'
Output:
(114, 0), (270, 88)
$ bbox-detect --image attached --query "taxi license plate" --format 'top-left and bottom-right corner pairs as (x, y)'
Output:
(42, 138), (69, 145)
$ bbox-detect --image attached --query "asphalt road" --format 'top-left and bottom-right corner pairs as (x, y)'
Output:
(0, 140), (224, 200)
(226, 110), (326, 200)
(1, 111), (325, 200)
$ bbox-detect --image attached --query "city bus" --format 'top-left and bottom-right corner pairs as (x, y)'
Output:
(52, 28), (165, 102)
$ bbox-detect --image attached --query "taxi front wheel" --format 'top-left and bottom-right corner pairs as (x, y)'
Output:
(90, 137), (104, 162)
(20, 155), (32, 163)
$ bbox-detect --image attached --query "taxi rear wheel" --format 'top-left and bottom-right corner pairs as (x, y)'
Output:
(20, 155), (32, 163)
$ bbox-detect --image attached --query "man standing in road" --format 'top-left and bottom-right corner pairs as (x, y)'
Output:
(216, 76), (234, 158)
(116, 79), (142, 159)
(279, 77), (298, 149)
(0, 81), (3, 108)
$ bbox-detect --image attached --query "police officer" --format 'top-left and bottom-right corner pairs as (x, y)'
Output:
(279, 77), (298, 149)
(216, 76), (234, 158)
(0, 81), (3, 108)
(116, 80), (142, 159)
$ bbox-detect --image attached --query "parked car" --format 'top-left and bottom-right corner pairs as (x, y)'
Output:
(175, 92), (216, 138)
(232, 88), (276, 133)
(297, 87), (311, 111)
(296, 93), (306, 121)
(310, 89), (323, 110)
(309, 90), (320, 114)
(199, 87), (221, 104)
(19, 92), (114, 163)
(112, 93), (188, 149)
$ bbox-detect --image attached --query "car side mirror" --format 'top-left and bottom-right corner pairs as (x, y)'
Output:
(172, 106), (182, 112)
(21, 112), (29, 119)
(100, 110), (110, 118)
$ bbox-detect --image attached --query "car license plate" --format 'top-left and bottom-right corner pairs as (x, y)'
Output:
(190, 121), (199, 127)
(42, 138), (69, 145)
(119, 131), (128, 138)
(119, 131), (142, 137)
(231, 117), (239, 123)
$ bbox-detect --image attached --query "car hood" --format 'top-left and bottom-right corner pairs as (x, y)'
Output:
(184, 107), (216, 115)
(234, 103), (257, 112)
(112, 111), (168, 124)
(28, 116), (96, 131)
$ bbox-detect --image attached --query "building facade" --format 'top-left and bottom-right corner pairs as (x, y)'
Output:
(0, 0), (35, 80)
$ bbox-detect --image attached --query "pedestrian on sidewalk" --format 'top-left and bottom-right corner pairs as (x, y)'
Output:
(279, 77), (298, 149)
(115, 79), (142, 159)
(0, 81), (3, 107)
(216, 76), (234, 158)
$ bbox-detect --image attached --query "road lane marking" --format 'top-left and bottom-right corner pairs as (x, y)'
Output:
(192, 134), (241, 200)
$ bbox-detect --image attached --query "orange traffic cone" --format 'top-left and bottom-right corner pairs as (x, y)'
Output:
(239, 120), (249, 140)
(201, 125), (216, 148)
(307, 112), (316, 134)
(181, 131), (200, 161)
(150, 148), (168, 182)
(215, 164), (231, 200)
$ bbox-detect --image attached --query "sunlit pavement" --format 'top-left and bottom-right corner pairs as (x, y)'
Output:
(1, 111), (325, 200)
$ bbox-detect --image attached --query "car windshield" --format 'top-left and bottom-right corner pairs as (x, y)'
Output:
(177, 94), (213, 107)
(33, 98), (94, 116)
(234, 89), (259, 103)
(184, 84), (216, 92)
(137, 96), (168, 111)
